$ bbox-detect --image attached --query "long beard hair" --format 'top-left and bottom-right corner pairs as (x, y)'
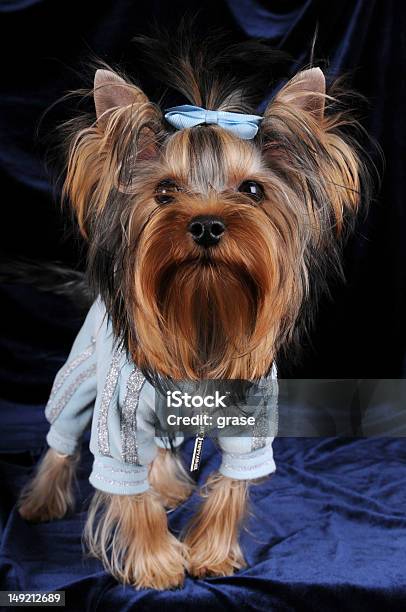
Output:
(129, 178), (305, 382)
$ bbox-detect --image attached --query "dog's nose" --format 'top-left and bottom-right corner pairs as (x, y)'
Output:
(188, 216), (226, 247)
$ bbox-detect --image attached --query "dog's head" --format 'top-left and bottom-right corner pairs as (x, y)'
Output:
(63, 47), (369, 381)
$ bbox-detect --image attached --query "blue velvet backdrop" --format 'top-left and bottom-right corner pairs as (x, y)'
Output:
(0, 1), (405, 610)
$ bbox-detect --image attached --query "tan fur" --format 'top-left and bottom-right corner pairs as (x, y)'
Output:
(64, 87), (163, 236)
(264, 76), (363, 237)
(149, 448), (194, 508)
(184, 473), (248, 577)
(84, 490), (189, 589)
(18, 448), (78, 522)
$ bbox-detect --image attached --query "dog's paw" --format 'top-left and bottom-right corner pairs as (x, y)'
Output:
(187, 539), (246, 578)
(188, 553), (245, 578)
(19, 497), (69, 523)
(18, 449), (77, 522)
(129, 535), (189, 590)
(86, 490), (189, 590)
(184, 473), (248, 578)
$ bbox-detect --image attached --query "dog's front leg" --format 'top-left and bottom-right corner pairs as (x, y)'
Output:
(85, 490), (188, 589)
(185, 473), (248, 577)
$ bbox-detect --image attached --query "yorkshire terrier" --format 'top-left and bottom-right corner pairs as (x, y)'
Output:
(18, 33), (369, 590)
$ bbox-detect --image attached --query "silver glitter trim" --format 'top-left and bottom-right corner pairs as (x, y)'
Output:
(93, 460), (146, 476)
(221, 457), (276, 473)
(251, 424), (268, 451)
(97, 350), (122, 457)
(120, 368), (145, 464)
(46, 339), (96, 411)
(91, 472), (148, 488)
(252, 368), (279, 452)
(46, 363), (97, 423)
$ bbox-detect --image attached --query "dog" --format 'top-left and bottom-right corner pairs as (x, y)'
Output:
(18, 33), (370, 590)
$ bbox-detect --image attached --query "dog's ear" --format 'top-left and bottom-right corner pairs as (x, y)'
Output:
(262, 67), (365, 238)
(94, 69), (145, 123)
(94, 69), (149, 125)
(64, 69), (163, 236)
(93, 69), (161, 162)
(265, 68), (326, 121)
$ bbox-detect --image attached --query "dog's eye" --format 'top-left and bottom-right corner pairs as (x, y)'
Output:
(238, 180), (264, 202)
(155, 180), (180, 205)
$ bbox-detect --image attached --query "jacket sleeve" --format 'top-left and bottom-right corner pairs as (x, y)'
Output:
(45, 301), (102, 455)
(217, 369), (278, 480)
(217, 435), (276, 480)
(88, 373), (158, 496)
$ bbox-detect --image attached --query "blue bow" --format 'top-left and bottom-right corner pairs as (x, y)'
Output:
(164, 104), (263, 140)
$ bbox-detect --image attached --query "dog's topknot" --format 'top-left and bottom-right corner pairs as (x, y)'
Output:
(132, 22), (288, 113)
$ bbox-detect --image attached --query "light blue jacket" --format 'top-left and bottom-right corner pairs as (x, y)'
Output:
(45, 300), (277, 495)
